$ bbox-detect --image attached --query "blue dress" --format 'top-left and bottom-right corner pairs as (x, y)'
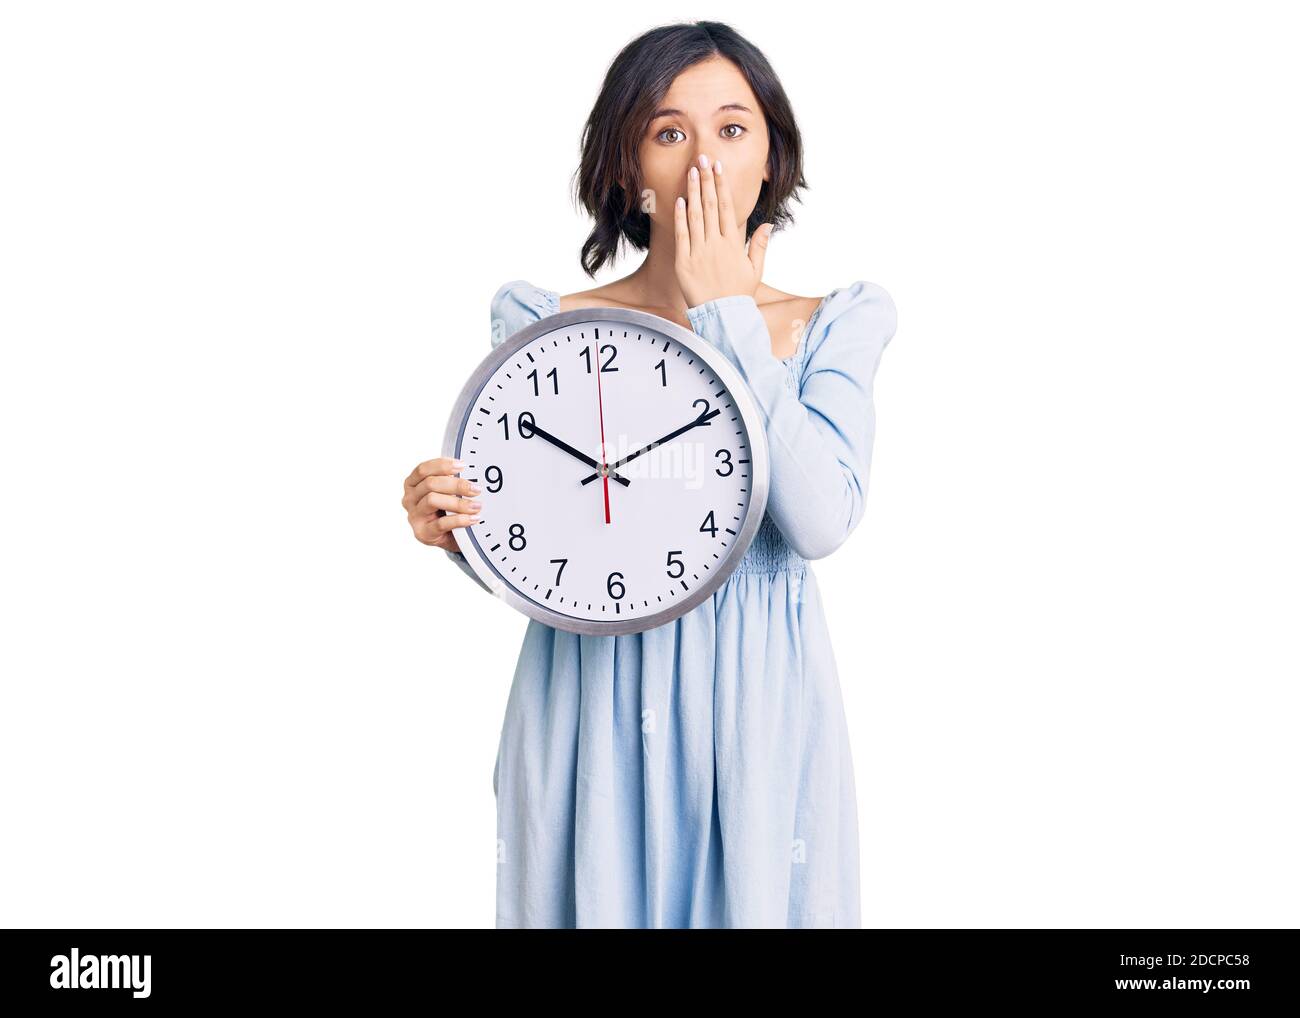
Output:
(446, 278), (898, 927)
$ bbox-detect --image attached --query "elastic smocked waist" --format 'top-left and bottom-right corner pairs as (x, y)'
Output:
(731, 515), (807, 575)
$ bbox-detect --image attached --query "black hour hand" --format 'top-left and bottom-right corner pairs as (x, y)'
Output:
(520, 418), (632, 487)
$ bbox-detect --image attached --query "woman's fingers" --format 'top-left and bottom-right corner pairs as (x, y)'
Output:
(685, 160), (704, 248)
(405, 456), (463, 493)
(712, 157), (733, 238)
(411, 511), (477, 548)
(402, 457), (483, 553)
(403, 471), (481, 513)
(697, 154), (720, 240)
(677, 154), (730, 257)
(673, 190), (690, 258)
(420, 487), (482, 516)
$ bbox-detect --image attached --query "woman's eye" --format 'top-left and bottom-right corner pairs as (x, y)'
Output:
(655, 124), (746, 144)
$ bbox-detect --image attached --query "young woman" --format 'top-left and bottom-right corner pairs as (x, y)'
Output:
(402, 21), (897, 928)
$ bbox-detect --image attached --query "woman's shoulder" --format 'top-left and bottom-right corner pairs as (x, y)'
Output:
(489, 279), (560, 347)
(812, 279), (897, 335)
(491, 279), (560, 317)
(800, 279), (899, 367)
(817, 279), (895, 318)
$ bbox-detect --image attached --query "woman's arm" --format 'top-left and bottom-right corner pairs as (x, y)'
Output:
(685, 281), (898, 560)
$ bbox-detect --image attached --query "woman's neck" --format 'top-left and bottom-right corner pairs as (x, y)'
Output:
(614, 239), (687, 314)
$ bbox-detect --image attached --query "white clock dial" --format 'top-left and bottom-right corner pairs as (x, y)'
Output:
(445, 308), (769, 635)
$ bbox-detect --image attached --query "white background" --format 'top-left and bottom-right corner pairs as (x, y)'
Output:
(2, 1), (1296, 928)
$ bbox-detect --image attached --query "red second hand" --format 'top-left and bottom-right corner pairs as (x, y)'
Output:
(594, 337), (611, 524)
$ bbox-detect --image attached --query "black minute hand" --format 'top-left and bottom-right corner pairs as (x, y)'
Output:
(521, 418), (632, 487)
(579, 406), (722, 485)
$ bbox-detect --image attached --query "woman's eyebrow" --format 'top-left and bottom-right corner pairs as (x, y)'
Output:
(650, 103), (753, 120)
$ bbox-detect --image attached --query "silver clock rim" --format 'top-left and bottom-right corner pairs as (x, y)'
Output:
(441, 306), (771, 636)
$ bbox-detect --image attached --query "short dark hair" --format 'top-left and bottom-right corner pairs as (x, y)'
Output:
(573, 21), (808, 278)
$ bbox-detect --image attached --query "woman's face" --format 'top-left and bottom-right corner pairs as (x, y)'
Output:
(637, 55), (769, 237)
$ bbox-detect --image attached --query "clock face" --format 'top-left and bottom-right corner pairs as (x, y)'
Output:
(444, 307), (769, 635)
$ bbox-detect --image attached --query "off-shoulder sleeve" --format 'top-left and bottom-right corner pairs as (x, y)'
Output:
(489, 278), (561, 349)
(685, 280), (898, 560)
(446, 280), (561, 592)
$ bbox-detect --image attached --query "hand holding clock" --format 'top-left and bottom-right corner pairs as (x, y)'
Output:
(673, 152), (773, 309)
(402, 456), (482, 552)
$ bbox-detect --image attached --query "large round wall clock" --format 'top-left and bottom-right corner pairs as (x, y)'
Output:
(442, 306), (770, 636)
